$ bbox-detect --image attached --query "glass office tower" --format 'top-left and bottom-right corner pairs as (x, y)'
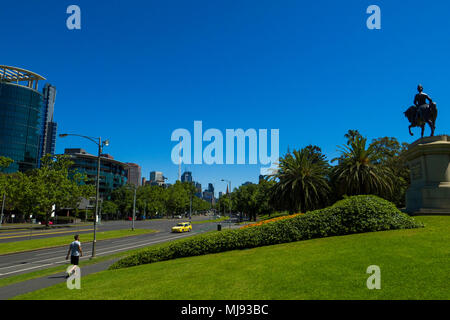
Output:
(0, 66), (46, 173)
(39, 83), (58, 164)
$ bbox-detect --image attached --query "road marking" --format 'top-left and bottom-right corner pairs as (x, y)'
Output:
(0, 263), (57, 276)
(0, 229), (94, 240)
(0, 233), (194, 277)
(0, 226), (93, 237)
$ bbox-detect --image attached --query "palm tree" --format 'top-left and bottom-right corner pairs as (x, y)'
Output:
(269, 146), (331, 213)
(331, 136), (395, 198)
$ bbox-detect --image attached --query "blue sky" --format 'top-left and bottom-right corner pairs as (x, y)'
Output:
(2, 0), (450, 195)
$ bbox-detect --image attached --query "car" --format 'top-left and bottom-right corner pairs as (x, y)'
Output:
(171, 222), (192, 233)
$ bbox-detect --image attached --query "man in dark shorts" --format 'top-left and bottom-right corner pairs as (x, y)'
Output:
(66, 234), (82, 278)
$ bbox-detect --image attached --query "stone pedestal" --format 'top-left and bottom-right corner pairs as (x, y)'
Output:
(404, 135), (450, 215)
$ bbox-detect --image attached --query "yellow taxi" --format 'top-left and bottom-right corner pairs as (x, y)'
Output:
(171, 222), (192, 233)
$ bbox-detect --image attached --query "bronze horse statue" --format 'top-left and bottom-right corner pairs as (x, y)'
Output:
(404, 102), (437, 138)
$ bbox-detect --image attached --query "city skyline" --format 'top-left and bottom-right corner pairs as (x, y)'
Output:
(2, 0), (450, 194)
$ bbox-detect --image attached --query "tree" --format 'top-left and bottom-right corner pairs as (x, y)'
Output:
(269, 146), (331, 213)
(111, 185), (134, 217)
(257, 178), (276, 217)
(370, 137), (410, 206)
(233, 184), (260, 221)
(331, 135), (395, 199)
(344, 129), (363, 145)
(216, 194), (232, 216)
(0, 157), (14, 224)
(0, 156), (13, 170)
(27, 154), (93, 226)
(166, 181), (189, 217)
(101, 200), (119, 217)
(137, 185), (167, 218)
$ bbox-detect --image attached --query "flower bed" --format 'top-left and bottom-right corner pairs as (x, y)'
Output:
(240, 213), (303, 229)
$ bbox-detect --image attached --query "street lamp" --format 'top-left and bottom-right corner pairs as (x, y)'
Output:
(221, 179), (232, 221)
(132, 184), (136, 231)
(59, 133), (109, 258)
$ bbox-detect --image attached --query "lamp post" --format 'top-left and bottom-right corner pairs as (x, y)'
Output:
(221, 179), (232, 221)
(59, 133), (109, 258)
(132, 184), (136, 231)
(0, 193), (5, 227)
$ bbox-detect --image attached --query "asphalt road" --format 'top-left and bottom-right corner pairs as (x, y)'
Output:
(0, 216), (213, 243)
(0, 217), (227, 279)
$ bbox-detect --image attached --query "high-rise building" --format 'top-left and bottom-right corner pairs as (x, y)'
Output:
(208, 183), (214, 194)
(181, 171), (192, 183)
(126, 163), (141, 187)
(39, 83), (57, 161)
(63, 148), (128, 199)
(202, 190), (215, 206)
(0, 66), (45, 173)
(195, 182), (202, 198)
(149, 171), (165, 186)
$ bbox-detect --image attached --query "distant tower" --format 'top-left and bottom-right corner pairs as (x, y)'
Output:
(181, 171), (192, 183)
(40, 83), (58, 163)
(126, 163), (141, 187)
(178, 137), (182, 181)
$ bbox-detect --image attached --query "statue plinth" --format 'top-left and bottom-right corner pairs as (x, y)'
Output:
(404, 135), (450, 215)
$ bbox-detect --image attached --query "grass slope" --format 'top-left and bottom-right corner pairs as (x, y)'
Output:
(0, 229), (157, 255)
(14, 216), (449, 300)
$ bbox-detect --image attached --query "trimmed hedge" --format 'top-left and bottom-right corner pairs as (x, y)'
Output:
(110, 195), (422, 270)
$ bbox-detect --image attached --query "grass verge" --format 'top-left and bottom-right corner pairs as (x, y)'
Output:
(190, 216), (229, 224)
(0, 229), (157, 256)
(13, 216), (450, 300)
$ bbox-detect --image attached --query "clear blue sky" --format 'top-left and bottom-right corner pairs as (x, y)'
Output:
(2, 0), (450, 195)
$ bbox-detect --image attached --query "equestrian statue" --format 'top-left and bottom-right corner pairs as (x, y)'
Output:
(404, 84), (437, 138)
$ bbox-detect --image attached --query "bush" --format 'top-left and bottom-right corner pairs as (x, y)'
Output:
(110, 195), (422, 270)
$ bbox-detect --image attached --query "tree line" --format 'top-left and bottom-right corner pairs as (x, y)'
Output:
(217, 130), (409, 221)
(102, 181), (212, 219)
(0, 155), (94, 226)
(0, 129), (410, 224)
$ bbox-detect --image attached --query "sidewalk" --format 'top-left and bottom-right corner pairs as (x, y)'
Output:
(0, 258), (118, 300)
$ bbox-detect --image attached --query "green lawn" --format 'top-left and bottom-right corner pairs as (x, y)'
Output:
(190, 216), (229, 224)
(0, 229), (157, 255)
(14, 216), (450, 300)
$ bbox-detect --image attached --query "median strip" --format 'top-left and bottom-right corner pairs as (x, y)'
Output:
(0, 229), (157, 256)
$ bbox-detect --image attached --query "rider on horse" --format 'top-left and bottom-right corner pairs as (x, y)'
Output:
(414, 84), (433, 122)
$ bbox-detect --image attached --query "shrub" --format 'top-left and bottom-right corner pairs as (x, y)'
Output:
(240, 213), (304, 229)
(110, 195), (422, 270)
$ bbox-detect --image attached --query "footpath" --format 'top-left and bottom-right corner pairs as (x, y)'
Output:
(0, 258), (118, 300)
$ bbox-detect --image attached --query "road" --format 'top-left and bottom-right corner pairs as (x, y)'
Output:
(0, 216), (211, 243)
(0, 217), (228, 279)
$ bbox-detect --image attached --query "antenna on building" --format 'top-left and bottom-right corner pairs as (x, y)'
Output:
(178, 136), (182, 181)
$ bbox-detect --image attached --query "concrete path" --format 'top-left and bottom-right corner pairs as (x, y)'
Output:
(0, 258), (117, 300)
(0, 220), (242, 299)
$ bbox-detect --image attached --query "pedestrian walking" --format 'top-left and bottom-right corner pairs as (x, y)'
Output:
(66, 234), (82, 278)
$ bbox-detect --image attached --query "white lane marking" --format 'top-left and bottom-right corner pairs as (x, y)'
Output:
(0, 235), (169, 270)
(0, 233), (194, 276)
(0, 263), (56, 276)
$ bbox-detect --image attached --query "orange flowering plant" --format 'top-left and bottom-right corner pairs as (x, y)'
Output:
(240, 213), (303, 229)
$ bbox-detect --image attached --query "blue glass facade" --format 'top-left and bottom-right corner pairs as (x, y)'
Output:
(66, 152), (128, 199)
(0, 82), (43, 173)
(39, 84), (57, 162)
